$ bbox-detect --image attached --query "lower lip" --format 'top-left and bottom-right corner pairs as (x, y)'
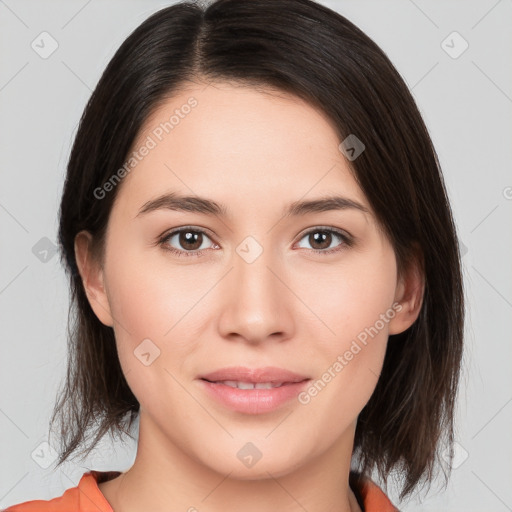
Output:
(198, 379), (310, 414)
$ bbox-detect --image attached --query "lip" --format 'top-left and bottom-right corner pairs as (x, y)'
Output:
(198, 366), (310, 384)
(197, 366), (311, 415)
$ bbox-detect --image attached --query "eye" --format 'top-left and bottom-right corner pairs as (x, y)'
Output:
(295, 227), (353, 255)
(158, 226), (353, 258)
(158, 227), (218, 257)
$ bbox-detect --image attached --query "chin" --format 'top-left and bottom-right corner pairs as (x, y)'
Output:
(205, 451), (304, 481)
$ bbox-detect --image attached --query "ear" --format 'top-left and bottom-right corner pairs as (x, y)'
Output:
(74, 230), (114, 327)
(388, 248), (425, 335)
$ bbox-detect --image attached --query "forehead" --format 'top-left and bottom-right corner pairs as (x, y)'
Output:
(112, 81), (370, 220)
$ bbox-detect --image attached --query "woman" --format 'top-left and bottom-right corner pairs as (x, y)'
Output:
(4, 0), (464, 510)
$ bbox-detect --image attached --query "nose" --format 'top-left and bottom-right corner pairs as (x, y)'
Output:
(216, 238), (295, 345)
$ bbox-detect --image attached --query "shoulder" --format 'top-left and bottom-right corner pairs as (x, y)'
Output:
(350, 471), (400, 512)
(2, 471), (119, 512)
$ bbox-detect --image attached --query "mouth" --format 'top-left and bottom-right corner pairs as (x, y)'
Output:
(200, 379), (304, 389)
(197, 366), (311, 414)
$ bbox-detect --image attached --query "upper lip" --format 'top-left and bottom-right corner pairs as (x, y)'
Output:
(199, 366), (311, 384)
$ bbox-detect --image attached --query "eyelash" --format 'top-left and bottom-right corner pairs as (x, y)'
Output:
(157, 226), (353, 258)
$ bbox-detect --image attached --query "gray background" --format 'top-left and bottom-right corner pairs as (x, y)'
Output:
(1, 0), (511, 510)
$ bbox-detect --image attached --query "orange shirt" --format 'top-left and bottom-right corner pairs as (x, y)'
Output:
(3, 470), (399, 512)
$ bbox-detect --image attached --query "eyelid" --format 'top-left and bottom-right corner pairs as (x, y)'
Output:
(160, 224), (217, 240)
(297, 225), (352, 241)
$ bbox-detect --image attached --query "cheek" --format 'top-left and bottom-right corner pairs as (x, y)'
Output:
(103, 252), (204, 420)
(292, 250), (397, 413)
(102, 245), (208, 388)
(105, 241), (204, 338)
(293, 249), (398, 344)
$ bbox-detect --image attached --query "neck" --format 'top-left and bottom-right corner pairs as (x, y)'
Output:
(99, 412), (362, 512)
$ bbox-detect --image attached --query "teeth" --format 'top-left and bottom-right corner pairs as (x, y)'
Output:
(222, 380), (240, 388)
(254, 382), (274, 389)
(238, 381), (256, 390)
(216, 381), (284, 389)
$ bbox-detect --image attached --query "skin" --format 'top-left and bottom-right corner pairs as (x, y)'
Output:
(75, 80), (423, 512)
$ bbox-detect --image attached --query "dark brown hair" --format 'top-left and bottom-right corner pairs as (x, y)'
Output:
(51, 0), (464, 502)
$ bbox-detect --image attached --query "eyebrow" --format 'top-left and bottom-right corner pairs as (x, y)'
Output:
(136, 192), (370, 219)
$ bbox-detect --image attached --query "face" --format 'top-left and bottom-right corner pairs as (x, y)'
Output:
(76, 81), (421, 479)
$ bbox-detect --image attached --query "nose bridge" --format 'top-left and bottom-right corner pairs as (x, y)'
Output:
(236, 235), (278, 297)
(217, 234), (293, 342)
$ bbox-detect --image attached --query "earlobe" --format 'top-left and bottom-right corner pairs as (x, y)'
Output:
(388, 253), (425, 336)
(74, 231), (114, 328)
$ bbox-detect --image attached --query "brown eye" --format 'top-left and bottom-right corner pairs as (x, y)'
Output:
(296, 228), (352, 254)
(159, 228), (215, 257)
